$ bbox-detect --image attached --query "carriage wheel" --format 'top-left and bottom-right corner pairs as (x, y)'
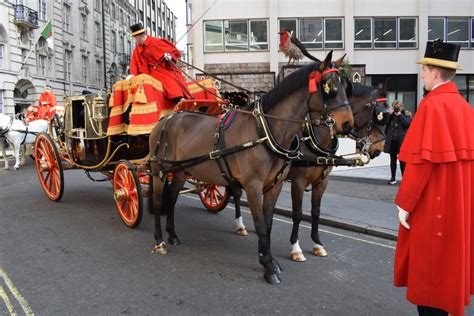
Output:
(199, 184), (229, 213)
(34, 132), (64, 202)
(113, 160), (143, 228)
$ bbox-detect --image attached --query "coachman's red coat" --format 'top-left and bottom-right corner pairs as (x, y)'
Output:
(394, 82), (474, 315)
(129, 36), (191, 100)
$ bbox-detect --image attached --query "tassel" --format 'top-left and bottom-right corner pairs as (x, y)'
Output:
(308, 71), (322, 94)
(134, 82), (148, 104)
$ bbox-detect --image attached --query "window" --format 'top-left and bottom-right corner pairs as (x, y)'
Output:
(0, 43), (4, 69)
(279, 19), (297, 38)
(119, 35), (124, 53)
(36, 53), (46, 76)
(399, 18), (417, 48)
(447, 17), (469, 48)
(95, 0), (101, 12)
(95, 22), (101, 46)
(96, 60), (102, 86)
(63, 4), (71, 33)
(299, 18), (322, 49)
(82, 56), (88, 83)
(428, 17), (445, 41)
(38, 0), (46, 21)
(186, 1), (192, 25)
(64, 50), (72, 81)
(250, 20), (268, 50)
(354, 17), (417, 49)
(225, 20), (248, 51)
(374, 18), (396, 48)
(324, 18), (343, 49)
(81, 14), (87, 40)
(111, 2), (116, 19)
(204, 20), (223, 52)
(354, 18), (372, 48)
(204, 19), (268, 52)
(111, 30), (116, 52)
(0, 91), (3, 113)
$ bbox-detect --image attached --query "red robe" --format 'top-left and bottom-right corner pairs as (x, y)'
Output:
(27, 91), (57, 121)
(129, 36), (191, 100)
(394, 82), (474, 315)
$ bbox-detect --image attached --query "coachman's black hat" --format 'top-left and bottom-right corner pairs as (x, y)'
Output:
(417, 39), (462, 70)
(130, 23), (145, 37)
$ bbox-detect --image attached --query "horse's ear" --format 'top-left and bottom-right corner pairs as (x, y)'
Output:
(335, 53), (347, 67)
(320, 50), (333, 70)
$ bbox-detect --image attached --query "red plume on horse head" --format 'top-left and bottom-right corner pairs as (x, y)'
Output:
(278, 28), (321, 65)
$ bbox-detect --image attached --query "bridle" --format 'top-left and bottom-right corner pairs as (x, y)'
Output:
(349, 100), (386, 152)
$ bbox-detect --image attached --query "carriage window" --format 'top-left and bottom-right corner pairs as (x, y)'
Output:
(398, 18), (417, 48)
(447, 17), (469, 48)
(354, 18), (372, 48)
(204, 20), (224, 52)
(224, 20), (248, 51)
(249, 20), (268, 50)
(428, 18), (445, 41)
(324, 18), (343, 49)
(299, 18), (322, 49)
(279, 19), (297, 38)
(374, 18), (396, 48)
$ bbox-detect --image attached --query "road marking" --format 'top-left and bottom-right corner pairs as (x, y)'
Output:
(0, 286), (16, 315)
(183, 194), (396, 250)
(0, 267), (34, 315)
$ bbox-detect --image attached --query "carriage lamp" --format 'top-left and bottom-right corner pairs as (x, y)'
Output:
(92, 91), (107, 137)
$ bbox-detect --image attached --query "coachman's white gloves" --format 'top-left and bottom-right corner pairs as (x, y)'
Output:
(164, 53), (172, 62)
(397, 205), (410, 229)
(125, 74), (134, 80)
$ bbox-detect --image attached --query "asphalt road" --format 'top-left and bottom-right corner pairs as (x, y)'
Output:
(0, 161), (430, 314)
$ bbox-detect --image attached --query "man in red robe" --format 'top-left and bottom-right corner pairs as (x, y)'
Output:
(394, 39), (474, 316)
(26, 85), (57, 122)
(127, 22), (191, 103)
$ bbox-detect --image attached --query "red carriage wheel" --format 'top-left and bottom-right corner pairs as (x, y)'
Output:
(113, 160), (143, 228)
(34, 132), (64, 202)
(199, 184), (229, 213)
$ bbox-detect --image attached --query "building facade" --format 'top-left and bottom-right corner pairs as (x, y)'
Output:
(0, 0), (177, 115)
(187, 0), (474, 112)
(136, 0), (177, 42)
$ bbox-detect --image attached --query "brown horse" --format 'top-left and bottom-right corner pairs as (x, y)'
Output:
(148, 51), (353, 284)
(287, 84), (388, 261)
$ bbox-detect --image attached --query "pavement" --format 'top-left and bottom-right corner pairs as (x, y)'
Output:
(1, 145), (401, 241)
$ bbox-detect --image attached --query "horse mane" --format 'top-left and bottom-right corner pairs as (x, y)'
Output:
(244, 62), (322, 112)
(351, 84), (376, 99)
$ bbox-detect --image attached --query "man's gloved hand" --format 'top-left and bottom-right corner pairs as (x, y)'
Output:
(397, 205), (410, 229)
(164, 53), (173, 62)
(125, 74), (134, 80)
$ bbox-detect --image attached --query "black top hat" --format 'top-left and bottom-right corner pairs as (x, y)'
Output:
(130, 23), (145, 36)
(417, 39), (462, 70)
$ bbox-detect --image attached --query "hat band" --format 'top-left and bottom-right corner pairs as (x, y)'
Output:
(131, 29), (145, 36)
(417, 57), (462, 70)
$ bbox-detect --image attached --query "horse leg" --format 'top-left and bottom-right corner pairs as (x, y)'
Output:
(13, 141), (21, 170)
(232, 188), (248, 236)
(165, 173), (186, 246)
(152, 176), (167, 255)
(289, 178), (307, 262)
(246, 185), (280, 285)
(262, 182), (284, 274)
(1, 138), (9, 170)
(311, 176), (330, 257)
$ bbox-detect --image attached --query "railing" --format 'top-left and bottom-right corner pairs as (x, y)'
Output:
(118, 53), (130, 65)
(14, 5), (39, 29)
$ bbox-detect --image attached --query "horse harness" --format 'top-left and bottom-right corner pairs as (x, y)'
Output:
(349, 100), (387, 152)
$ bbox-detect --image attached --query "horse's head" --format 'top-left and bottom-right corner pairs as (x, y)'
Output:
(348, 85), (389, 158)
(307, 51), (353, 135)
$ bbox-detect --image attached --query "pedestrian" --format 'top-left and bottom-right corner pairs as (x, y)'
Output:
(384, 100), (412, 184)
(26, 85), (57, 122)
(394, 39), (474, 316)
(127, 22), (192, 103)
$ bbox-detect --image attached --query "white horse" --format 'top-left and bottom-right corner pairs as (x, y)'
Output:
(0, 113), (49, 170)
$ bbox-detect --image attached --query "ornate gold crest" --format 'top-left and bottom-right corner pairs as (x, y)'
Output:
(323, 82), (331, 94)
(377, 112), (384, 121)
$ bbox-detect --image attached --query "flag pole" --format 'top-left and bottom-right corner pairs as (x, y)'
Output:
(18, 20), (51, 73)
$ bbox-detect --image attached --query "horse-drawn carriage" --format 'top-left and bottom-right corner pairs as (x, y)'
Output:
(33, 74), (231, 228)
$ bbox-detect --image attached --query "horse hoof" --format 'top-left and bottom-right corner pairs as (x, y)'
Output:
(264, 272), (281, 285)
(14, 167), (19, 171)
(152, 243), (167, 255)
(313, 246), (328, 257)
(290, 251), (307, 262)
(236, 227), (248, 236)
(168, 237), (181, 246)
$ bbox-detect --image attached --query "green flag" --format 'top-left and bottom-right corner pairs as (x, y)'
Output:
(41, 20), (54, 50)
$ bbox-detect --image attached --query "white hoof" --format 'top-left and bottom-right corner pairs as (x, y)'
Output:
(152, 242), (167, 255)
(290, 251), (307, 262)
(236, 227), (248, 236)
(313, 244), (328, 257)
(14, 166), (19, 171)
(4, 165), (9, 170)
